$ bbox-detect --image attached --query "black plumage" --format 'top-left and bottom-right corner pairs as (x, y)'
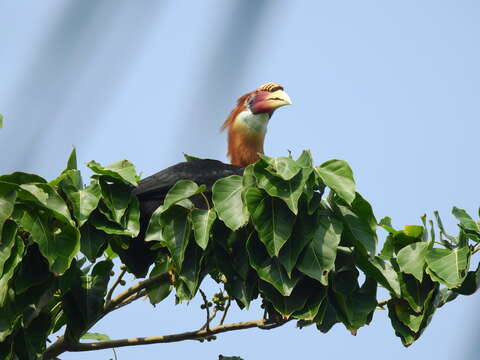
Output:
(124, 159), (243, 277)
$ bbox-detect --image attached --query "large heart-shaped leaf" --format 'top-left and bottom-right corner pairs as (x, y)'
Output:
(397, 242), (429, 282)
(212, 175), (249, 231)
(247, 234), (301, 296)
(0, 183), (16, 236)
(87, 159), (139, 186)
(425, 246), (470, 288)
(296, 214), (343, 285)
(190, 208), (216, 250)
(245, 188), (295, 257)
(12, 206), (79, 275)
(315, 160), (355, 205)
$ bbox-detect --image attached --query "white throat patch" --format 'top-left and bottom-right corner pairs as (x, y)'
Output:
(236, 110), (269, 136)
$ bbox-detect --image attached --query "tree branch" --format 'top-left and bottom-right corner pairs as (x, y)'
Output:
(43, 272), (172, 360)
(60, 319), (290, 353)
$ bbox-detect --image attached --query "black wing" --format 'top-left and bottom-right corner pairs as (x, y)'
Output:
(133, 159), (243, 200)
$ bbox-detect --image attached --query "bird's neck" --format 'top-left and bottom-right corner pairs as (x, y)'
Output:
(236, 110), (270, 136)
(228, 110), (270, 166)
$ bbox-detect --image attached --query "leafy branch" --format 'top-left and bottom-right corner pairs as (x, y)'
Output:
(0, 149), (479, 360)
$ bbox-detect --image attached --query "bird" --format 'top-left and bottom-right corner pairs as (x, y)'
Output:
(134, 81), (292, 214)
(125, 82), (292, 276)
(221, 82), (292, 166)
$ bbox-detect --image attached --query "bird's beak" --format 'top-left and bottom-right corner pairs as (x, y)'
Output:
(265, 89), (292, 109)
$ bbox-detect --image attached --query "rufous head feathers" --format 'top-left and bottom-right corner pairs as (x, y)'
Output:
(221, 82), (291, 166)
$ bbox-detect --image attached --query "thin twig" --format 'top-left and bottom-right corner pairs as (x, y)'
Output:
(219, 298), (231, 325)
(376, 298), (391, 309)
(200, 309), (218, 331)
(199, 289), (211, 332)
(106, 268), (127, 303)
(473, 244), (480, 254)
(53, 319), (289, 353)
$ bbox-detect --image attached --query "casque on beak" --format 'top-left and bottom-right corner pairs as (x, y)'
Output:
(265, 89), (292, 109)
(250, 88), (292, 114)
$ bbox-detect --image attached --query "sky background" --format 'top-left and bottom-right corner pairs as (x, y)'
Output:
(0, 1), (479, 359)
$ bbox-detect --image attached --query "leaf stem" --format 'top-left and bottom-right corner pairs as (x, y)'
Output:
(106, 268), (127, 303)
(219, 298), (231, 325)
(199, 289), (211, 332)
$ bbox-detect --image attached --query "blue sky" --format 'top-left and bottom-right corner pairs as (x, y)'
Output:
(0, 1), (478, 359)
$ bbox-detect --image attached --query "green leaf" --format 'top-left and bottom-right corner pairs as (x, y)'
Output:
(254, 161), (312, 214)
(259, 154), (302, 180)
(332, 277), (377, 332)
(66, 148), (78, 171)
(379, 235), (395, 260)
(80, 223), (108, 262)
(398, 273), (436, 313)
(61, 179), (101, 227)
(87, 159), (139, 186)
(245, 188), (296, 257)
(0, 172), (47, 185)
(0, 222), (17, 276)
(354, 252), (401, 297)
(333, 193), (377, 255)
(0, 184), (16, 236)
(387, 286), (438, 346)
(61, 260), (113, 340)
(425, 246), (470, 288)
(161, 180), (206, 213)
(191, 208), (216, 250)
(147, 257), (172, 305)
(148, 205), (190, 271)
(278, 213), (317, 277)
(397, 242), (429, 282)
(293, 283), (327, 320)
(452, 206), (480, 233)
(13, 244), (52, 296)
(12, 206), (80, 274)
(296, 214), (343, 285)
(98, 180), (132, 224)
(183, 153), (204, 162)
(0, 114), (3, 128)
(177, 242), (205, 300)
(81, 332), (111, 341)
(434, 210), (458, 246)
(246, 233), (301, 296)
(316, 301), (340, 333)
(0, 227), (24, 306)
(315, 159), (356, 204)
(22, 311), (52, 359)
(454, 263), (480, 295)
(212, 175), (249, 231)
(259, 280), (310, 318)
(18, 183), (75, 226)
(379, 216), (397, 234)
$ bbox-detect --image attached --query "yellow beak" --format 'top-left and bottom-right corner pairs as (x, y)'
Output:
(265, 89), (292, 109)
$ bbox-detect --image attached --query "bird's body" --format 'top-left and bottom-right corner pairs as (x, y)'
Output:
(127, 82), (291, 276)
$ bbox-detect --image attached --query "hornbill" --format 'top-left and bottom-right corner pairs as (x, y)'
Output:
(125, 82), (292, 276)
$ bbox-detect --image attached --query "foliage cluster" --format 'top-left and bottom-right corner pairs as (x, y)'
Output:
(0, 149), (478, 359)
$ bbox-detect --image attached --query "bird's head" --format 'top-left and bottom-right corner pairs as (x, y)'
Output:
(221, 82), (292, 166)
(245, 82), (292, 116)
